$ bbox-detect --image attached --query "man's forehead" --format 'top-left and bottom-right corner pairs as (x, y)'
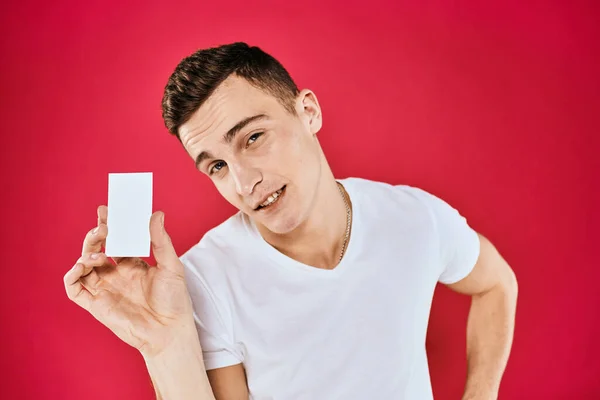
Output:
(179, 78), (278, 146)
(180, 104), (266, 151)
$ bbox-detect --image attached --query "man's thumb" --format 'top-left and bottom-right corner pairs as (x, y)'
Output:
(149, 211), (179, 271)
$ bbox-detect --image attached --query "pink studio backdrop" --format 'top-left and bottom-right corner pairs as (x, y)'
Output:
(1, 1), (598, 399)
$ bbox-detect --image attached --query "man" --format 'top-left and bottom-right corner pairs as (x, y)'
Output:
(64, 42), (518, 399)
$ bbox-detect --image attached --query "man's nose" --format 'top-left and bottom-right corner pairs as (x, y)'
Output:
(230, 162), (262, 197)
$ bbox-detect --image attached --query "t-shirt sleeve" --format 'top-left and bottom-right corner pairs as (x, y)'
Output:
(180, 252), (244, 370)
(409, 186), (481, 284)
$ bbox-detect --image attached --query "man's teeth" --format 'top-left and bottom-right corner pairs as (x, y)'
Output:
(261, 189), (283, 207)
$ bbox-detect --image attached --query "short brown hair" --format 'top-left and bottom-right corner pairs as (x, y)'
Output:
(161, 42), (300, 141)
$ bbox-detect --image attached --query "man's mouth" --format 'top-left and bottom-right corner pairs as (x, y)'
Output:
(256, 185), (286, 210)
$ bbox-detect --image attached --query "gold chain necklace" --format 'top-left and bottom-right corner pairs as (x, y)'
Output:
(336, 182), (352, 263)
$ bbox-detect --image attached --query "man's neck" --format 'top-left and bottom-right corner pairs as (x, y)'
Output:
(255, 176), (351, 270)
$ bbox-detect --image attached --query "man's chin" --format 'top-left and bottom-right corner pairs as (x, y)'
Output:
(255, 215), (301, 236)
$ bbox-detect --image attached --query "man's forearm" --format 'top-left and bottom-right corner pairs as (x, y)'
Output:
(463, 274), (518, 399)
(143, 326), (216, 400)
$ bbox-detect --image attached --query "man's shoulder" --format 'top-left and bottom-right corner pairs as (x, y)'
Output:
(342, 176), (433, 206)
(179, 212), (250, 275)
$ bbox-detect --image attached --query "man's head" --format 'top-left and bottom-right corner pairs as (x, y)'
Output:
(161, 42), (326, 235)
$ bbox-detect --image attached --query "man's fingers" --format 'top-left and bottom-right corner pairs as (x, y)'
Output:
(64, 263), (94, 311)
(71, 252), (111, 292)
(81, 205), (108, 256)
(149, 211), (182, 274)
(81, 223), (106, 256)
(95, 205), (124, 264)
(97, 205), (108, 225)
(64, 251), (119, 314)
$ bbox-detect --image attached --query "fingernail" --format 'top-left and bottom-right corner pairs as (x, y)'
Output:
(90, 253), (100, 259)
(160, 213), (165, 228)
(92, 227), (99, 234)
(71, 263), (78, 270)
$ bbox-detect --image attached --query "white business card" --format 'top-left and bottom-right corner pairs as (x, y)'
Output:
(105, 172), (153, 257)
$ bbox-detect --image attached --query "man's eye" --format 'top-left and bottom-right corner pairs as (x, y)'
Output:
(209, 161), (226, 175)
(247, 132), (263, 147)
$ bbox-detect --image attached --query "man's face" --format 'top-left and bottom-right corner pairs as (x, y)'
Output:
(179, 75), (323, 234)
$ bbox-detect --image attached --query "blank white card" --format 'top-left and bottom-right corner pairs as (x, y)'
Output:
(105, 172), (152, 257)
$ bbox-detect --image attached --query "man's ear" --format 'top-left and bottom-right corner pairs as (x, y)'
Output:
(295, 89), (322, 135)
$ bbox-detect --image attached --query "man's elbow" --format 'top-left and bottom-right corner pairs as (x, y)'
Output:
(499, 265), (518, 301)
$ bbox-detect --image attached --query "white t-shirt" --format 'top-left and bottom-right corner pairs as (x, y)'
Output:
(180, 177), (480, 400)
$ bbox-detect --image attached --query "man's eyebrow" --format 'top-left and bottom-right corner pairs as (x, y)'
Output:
(223, 114), (268, 144)
(195, 150), (213, 169)
(194, 114), (269, 169)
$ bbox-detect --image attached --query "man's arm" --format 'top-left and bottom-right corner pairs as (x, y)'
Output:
(144, 325), (249, 400)
(207, 364), (249, 399)
(446, 233), (518, 400)
(143, 325), (216, 400)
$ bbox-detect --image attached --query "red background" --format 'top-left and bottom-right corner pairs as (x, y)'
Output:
(1, 0), (598, 398)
